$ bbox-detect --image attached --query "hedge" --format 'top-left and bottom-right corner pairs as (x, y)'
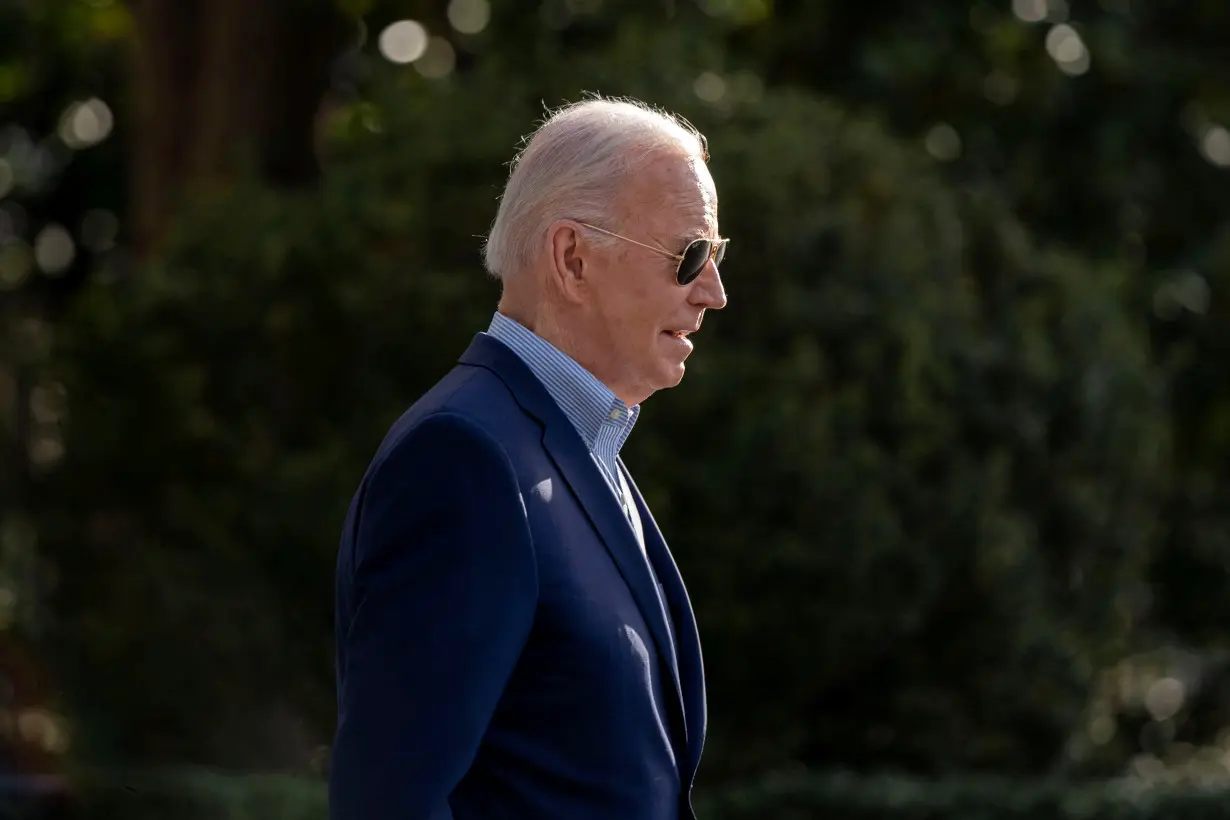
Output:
(37, 79), (1164, 777)
(10, 769), (1230, 820)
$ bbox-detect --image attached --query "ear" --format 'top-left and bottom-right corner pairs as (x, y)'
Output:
(544, 220), (588, 303)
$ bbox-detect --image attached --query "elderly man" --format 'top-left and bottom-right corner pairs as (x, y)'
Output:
(329, 96), (728, 820)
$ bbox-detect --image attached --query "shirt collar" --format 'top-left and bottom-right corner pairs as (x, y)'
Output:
(484, 312), (639, 450)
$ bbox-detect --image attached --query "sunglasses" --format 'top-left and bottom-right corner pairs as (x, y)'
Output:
(576, 222), (728, 286)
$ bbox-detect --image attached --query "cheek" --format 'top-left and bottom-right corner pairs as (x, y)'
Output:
(608, 283), (660, 332)
(595, 267), (678, 344)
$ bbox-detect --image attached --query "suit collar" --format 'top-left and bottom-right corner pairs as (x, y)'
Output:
(459, 333), (564, 430)
(458, 333), (692, 755)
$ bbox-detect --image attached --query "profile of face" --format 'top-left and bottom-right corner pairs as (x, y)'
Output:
(549, 150), (728, 407)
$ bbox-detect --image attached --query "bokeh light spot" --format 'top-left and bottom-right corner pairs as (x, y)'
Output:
(57, 98), (114, 149)
(29, 430), (65, 471)
(1198, 125), (1230, 168)
(1046, 24), (1091, 76)
(1145, 677), (1186, 722)
(378, 20), (428, 64)
(1153, 270), (1211, 319)
(925, 123), (962, 162)
(448, 0), (491, 34)
(30, 382), (67, 426)
(17, 708), (69, 755)
(1012, 0), (1047, 23)
(694, 71), (726, 103)
(34, 223), (75, 275)
(415, 37), (456, 79)
(1089, 715), (1116, 745)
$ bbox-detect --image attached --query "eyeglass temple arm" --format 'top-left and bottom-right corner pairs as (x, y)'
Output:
(574, 222), (684, 262)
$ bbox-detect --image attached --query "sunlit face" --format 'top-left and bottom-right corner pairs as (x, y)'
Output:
(581, 150), (728, 407)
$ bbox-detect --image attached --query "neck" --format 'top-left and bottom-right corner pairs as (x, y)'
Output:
(497, 300), (580, 368)
(496, 299), (634, 407)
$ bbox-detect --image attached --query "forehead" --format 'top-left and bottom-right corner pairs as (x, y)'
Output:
(616, 152), (718, 240)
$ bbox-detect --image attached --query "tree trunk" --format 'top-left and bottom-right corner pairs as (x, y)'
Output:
(126, 0), (352, 258)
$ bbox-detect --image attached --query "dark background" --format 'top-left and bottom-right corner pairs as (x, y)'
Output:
(3, 0), (1230, 816)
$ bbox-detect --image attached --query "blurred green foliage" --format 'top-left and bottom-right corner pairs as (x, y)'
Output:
(35, 768), (1230, 820)
(702, 771), (1230, 819)
(0, 0), (1229, 801)
(33, 54), (1166, 781)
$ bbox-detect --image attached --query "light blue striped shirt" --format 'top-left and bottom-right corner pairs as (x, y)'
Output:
(484, 312), (640, 520)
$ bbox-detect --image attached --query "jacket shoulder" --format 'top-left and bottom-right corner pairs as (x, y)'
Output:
(376, 363), (533, 464)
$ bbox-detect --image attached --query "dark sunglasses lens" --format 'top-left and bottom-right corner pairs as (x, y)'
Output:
(677, 240), (711, 285)
(713, 241), (726, 267)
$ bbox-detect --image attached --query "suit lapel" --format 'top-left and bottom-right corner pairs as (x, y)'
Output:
(538, 424), (686, 706)
(458, 335), (687, 727)
(620, 464), (708, 778)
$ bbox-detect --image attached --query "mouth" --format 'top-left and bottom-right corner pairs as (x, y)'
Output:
(661, 329), (697, 352)
(663, 321), (702, 340)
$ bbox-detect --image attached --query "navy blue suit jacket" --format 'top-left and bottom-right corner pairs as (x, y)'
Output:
(330, 333), (707, 819)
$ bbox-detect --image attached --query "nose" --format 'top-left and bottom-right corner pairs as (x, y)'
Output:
(689, 257), (727, 310)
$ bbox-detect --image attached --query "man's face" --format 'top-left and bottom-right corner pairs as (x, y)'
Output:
(583, 152), (728, 407)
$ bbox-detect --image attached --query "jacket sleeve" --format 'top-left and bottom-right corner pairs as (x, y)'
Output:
(329, 411), (538, 820)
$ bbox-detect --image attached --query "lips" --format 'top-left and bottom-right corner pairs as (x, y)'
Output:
(661, 329), (695, 355)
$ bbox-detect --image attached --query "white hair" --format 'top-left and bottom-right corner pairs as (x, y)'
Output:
(482, 95), (708, 281)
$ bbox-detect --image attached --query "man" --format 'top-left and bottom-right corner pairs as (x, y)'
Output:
(329, 96), (728, 820)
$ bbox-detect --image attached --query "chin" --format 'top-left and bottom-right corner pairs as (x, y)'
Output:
(645, 337), (690, 393)
(659, 361), (686, 389)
